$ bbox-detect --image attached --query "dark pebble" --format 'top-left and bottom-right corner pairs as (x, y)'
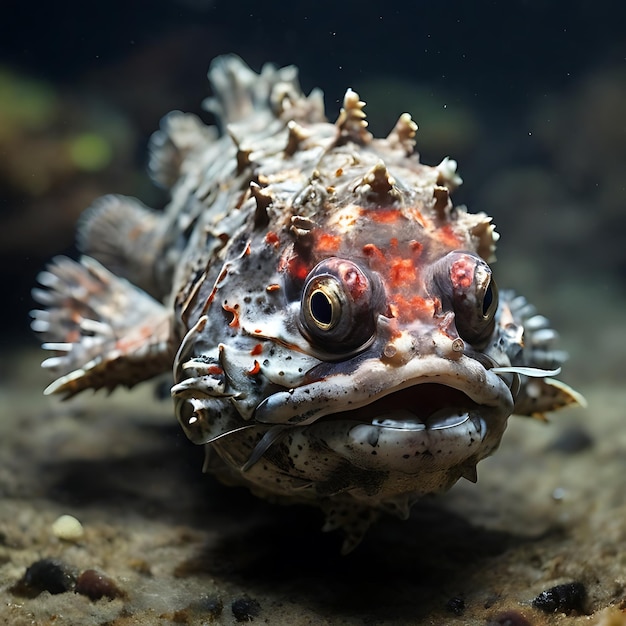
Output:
(154, 379), (172, 400)
(486, 609), (532, 626)
(75, 568), (125, 600)
(187, 595), (223, 619)
(547, 426), (594, 453)
(21, 558), (77, 595)
(532, 581), (586, 614)
(445, 595), (465, 615)
(231, 595), (261, 622)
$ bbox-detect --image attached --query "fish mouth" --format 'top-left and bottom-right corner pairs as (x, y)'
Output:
(310, 381), (500, 471)
(253, 354), (513, 430)
(329, 383), (482, 429)
(249, 358), (516, 474)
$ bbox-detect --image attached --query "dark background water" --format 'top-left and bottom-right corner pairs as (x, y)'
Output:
(2, 0), (625, 346)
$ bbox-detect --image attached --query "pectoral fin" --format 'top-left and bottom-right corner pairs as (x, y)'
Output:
(31, 255), (174, 398)
(514, 377), (587, 420)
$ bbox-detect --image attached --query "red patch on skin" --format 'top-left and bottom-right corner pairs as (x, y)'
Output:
(250, 343), (263, 356)
(217, 266), (229, 282)
(368, 208), (402, 224)
(362, 241), (430, 321)
(362, 243), (386, 266)
(265, 231), (280, 246)
(316, 232), (342, 253)
(279, 250), (309, 282)
(289, 257), (310, 281)
(409, 240), (423, 255)
(207, 365), (223, 376)
(222, 302), (240, 328)
(390, 294), (437, 321)
(389, 258), (416, 287)
(200, 265), (230, 315)
(438, 224), (463, 248)
(202, 284), (218, 314)
(248, 360), (261, 375)
(450, 256), (475, 289)
(406, 206), (427, 228)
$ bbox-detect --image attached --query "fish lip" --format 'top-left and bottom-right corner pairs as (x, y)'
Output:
(328, 387), (488, 432)
(253, 354), (515, 430)
(323, 390), (500, 445)
(371, 408), (483, 433)
(247, 358), (514, 475)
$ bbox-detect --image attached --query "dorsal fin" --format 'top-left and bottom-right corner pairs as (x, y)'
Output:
(203, 55), (326, 135)
(203, 55), (268, 126)
(204, 55), (296, 125)
(77, 195), (166, 299)
(148, 111), (218, 188)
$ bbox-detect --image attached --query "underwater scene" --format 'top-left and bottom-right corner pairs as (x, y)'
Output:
(1, 1), (625, 624)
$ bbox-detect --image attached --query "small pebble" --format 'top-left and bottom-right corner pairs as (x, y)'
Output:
(547, 426), (594, 454)
(75, 568), (125, 600)
(191, 595), (223, 618)
(532, 581), (586, 614)
(22, 558), (77, 595)
(445, 595), (465, 615)
(51, 514), (84, 542)
(175, 596), (223, 622)
(486, 609), (532, 626)
(231, 595), (261, 622)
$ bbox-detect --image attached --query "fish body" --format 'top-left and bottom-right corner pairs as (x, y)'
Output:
(32, 56), (584, 552)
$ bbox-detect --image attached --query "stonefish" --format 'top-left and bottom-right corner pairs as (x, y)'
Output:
(32, 56), (584, 552)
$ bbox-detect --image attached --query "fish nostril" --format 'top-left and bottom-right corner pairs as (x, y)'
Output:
(451, 337), (465, 352)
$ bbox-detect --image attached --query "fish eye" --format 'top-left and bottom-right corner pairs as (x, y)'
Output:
(482, 281), (494, 316)
(453, 259), (498, 347)
(307, 284), (340, 330)
(481, 279), (498, 320)
(430, 251), (499, 347)
(299, 258), (380, 352)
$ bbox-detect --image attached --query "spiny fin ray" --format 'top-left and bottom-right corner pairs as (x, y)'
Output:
(31, 256), (173, 398)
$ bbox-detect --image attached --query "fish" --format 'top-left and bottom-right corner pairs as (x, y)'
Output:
(31, 55), (585, 553)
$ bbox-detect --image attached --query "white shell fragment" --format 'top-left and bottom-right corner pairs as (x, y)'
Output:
(51, 514), (85, 542)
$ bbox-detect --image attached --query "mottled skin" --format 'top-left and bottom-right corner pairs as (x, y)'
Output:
(32, 56), (584, 552)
